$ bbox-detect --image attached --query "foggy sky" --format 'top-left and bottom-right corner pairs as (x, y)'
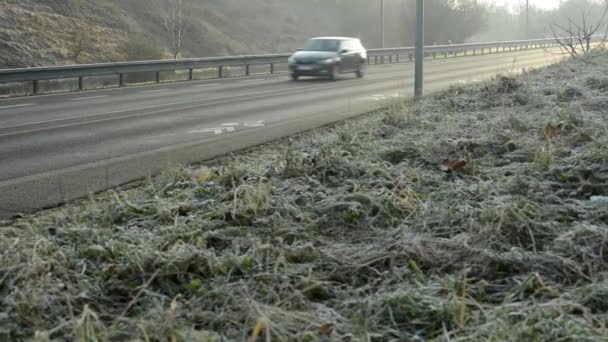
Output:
(488, 0), (560, 9)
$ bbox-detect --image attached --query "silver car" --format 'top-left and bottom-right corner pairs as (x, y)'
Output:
(288, 37), (367, 81)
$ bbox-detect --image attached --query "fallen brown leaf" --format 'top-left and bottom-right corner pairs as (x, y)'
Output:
(318, 323), (334, 337)
(447, 159), (467, 172)
(543, 124), (561, 140)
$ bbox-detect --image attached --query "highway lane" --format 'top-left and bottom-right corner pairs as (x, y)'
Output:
(0, 47), (566, 216)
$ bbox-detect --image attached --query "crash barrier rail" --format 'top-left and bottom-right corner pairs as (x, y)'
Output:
(0, 36), (597, 96)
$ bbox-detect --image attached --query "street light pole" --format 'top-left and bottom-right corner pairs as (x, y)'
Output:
(381, 0), (385, 48)
(415, 0), (424, 98)
(525, 0), (529, 39)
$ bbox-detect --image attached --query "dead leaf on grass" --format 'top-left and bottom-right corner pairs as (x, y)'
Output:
(543, 124), (561, 140)
(318, 323), (334, 337)
(442, 159), (467, 173)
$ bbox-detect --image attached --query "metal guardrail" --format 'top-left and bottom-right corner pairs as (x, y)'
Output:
(367, 37), (562, 63)
(0, 37), (572, 95)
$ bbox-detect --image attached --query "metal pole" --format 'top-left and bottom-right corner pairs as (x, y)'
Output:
(414, 0), (424, 98)
(381, 0), (385, 48)
(525, 0), (529, 39)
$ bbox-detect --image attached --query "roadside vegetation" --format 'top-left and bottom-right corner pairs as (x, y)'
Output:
(2, 51), (608, 341)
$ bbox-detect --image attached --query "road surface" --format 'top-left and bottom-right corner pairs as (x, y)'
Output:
(0, 48), (565, 217)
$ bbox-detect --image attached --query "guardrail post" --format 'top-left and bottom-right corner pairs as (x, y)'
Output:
(409, 53), (412, 62)
(189, 69), (194, 81)
(270, 63), (274, 74)
(396, 54), (400, 63)
(245, 64), (250, 76)
(389, 55), (393, 63)
(374, 56), (378, 64)
(78, 76), (84, 91)
(155, 71), (161, 84)
(218, 66), (223, 78)
(119, 74), (125, 87)
(32, 80), (39, 94)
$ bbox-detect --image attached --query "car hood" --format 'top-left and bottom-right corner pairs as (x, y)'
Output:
(291, 51), (338, 61)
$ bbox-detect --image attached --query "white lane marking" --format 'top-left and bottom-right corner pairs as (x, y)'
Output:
(239, 79), (264, 83)
(139, 89), (170, 94)
(0, 103), (36, 110)
(190, 126), (236, 135)
(71, 95), (108, 101)
(244, 120), (265, 127)
(359, 94), (387, 101)
(221, 123), (239, 126)
(195, 83), (220, 88)
(189, 128), (223, 135)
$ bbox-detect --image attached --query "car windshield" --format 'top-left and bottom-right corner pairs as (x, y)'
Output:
(302, 39), (340, 52)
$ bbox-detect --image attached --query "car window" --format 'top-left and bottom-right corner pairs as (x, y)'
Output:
(339, 40), (352, 51)
(303, 39), (340, 52)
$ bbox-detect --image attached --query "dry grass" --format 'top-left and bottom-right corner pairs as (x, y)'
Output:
(2, 52), (608, 341)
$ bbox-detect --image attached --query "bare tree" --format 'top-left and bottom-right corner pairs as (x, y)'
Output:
(550, 3), (608, 57)
(163, 0), (185, 59)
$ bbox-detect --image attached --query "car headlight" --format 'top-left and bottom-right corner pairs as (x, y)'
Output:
(320, 57), (340, 64)
(288, 56), (295, 64)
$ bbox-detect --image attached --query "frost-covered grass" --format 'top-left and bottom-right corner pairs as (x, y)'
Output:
(2, 52), (608, 341)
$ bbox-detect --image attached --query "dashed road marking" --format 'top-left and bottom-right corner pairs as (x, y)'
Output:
(221, 123), (239, 127)
(244, 120), (265, 127)
(190, 126), (236, 135)
(71, 95), (108, 101)
(0, 103), (36, 110)
(139, 89), (170, 94)
(195, 83), (220, 87)
(359, 94), (387, 101)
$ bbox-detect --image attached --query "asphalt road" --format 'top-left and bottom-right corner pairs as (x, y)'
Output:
(0, 48), (565, 217)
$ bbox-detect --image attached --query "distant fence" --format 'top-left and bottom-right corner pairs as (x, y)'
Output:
(0, 37), (581, 96)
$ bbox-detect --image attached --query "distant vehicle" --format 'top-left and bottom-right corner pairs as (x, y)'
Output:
(287, 37), (367, 81)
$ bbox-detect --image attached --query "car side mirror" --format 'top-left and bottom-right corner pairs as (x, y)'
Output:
(339, 49), (348, 54)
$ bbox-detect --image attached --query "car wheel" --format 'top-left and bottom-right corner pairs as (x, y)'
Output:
(329, 66), (338, 81)
(290, 73), (299, 81)
(356, 64), (365, 78)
